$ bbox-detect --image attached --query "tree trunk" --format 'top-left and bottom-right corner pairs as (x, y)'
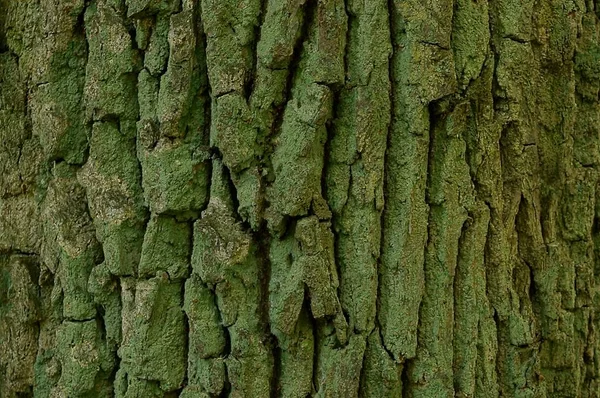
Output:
(1, 0), (600, 396)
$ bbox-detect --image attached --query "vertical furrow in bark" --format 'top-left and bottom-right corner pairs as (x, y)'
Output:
(253, 1), (317, 396)
(531, 2), (594, 395)
(575, 3), (600, 396)
(456, 57), (501, 396)
(453, 201), (493, 398)
(450, 0), (501, 396)
(407, 100), (469, 397)
(251, 0), (312, 228)
(0, 14), (43, 392)
(199, 0), (275, 395)
(183, 272), (228, 397)
(264, 0), (352, 395)
(381, 0), (425, 366)
(488, 0), (542, 394)
(191, 158), (273, 397)
(43, 164), (111, 396)
(318, 0), (394, 395)
(202, 0), (263, 229)
(81, 0), (146, 278)
(266, 0), (345, 229)
(0, 254), (41, 396)
(382, 0), (457, 374)
(80, 1), (147, 395)
(326, 0), (390, 336)
(251, 0), (309, 145)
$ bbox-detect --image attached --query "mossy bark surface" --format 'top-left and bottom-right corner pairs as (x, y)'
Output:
(1, 0), (600, 397)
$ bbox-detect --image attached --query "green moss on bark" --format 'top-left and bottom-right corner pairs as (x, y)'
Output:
(2, 0), (600, 396)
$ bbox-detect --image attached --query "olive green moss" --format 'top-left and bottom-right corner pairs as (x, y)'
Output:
(1, 0), (600, 396)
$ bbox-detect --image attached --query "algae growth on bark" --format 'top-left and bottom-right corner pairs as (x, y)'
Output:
(1, 0), (600, 396)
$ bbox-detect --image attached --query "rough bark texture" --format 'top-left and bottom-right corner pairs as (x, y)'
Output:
(1, 0), (600, 397)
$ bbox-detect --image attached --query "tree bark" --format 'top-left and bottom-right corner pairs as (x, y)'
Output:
(1, 0), (600, 397)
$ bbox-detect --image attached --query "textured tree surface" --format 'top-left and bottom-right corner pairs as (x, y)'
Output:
(1, 0), (600, 396)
